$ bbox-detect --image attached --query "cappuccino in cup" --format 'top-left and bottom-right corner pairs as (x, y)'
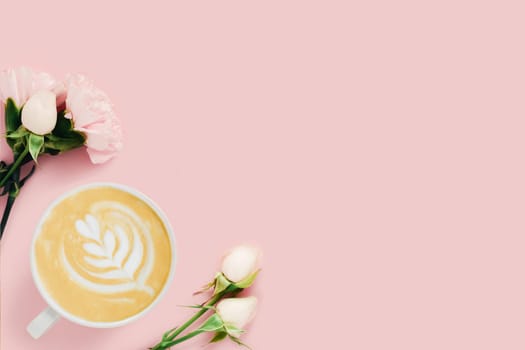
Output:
(32, 184), (173, 323)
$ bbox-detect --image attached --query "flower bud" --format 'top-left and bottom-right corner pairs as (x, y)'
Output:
(221, 245), (260, 283)
(216, 297), (257, 336)
(21, 90), (57, 135)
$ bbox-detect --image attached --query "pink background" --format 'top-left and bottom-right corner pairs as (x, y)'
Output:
(1, 0), (525, 349)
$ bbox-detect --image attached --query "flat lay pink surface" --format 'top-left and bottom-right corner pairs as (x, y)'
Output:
(1, 1), (525, 349)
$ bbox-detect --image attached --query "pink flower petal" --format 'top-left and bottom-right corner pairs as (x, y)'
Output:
(0, 67), (59, 107)
(65, 74), (122, 164)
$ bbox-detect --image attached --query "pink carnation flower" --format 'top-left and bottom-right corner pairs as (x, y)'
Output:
(65, 74), (122, 164)
(0, 67), (64, 107)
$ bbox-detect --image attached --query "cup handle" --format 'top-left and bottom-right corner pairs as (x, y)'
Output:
(27, 307), (60, 339)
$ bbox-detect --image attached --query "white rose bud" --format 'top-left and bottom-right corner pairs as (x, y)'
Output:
(221, 245), (260, 283)
(21, 90), (57, 135)
(216, 297), (258, 336)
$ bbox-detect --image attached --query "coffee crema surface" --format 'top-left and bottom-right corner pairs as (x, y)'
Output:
(34, 186), (172, 322)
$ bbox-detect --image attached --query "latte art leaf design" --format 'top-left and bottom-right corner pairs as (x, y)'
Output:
(61, 203), (155, 296)
(77, 215), (142, 280)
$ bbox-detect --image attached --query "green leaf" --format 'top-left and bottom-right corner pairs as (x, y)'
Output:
(12, 139), (26, 155)
(5, 98), (21, 133)
(196, 314), (224, 333)
(229, 335), (252, 349)
(28, 134), (44, 162)
(224, 324), (245, 336)
(52, 111), (73, 137)
(210, 331), (228, 343)
(5, 98), (21, 149)
(194, 277), (217, 296)
(44, 111), (86, 154)
(46, 148), (60, 156)
(234, 269), (261, 289)
(44, 132), (85, 153)
(6, 126), (29, 139)
(214, 273), (232, 296)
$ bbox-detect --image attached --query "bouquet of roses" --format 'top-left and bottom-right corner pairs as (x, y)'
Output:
(0, 67), (122, 239)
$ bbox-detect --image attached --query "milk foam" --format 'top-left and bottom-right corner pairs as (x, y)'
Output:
(62, 201), (154, 295)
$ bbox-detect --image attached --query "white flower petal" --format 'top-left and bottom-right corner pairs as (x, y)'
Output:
(21, 90), (57, 135)
(217, 297), (258, 336)
(221, 246), (260, 282)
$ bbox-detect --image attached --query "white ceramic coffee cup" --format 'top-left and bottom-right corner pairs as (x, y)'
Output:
(27, 182), (177, 339)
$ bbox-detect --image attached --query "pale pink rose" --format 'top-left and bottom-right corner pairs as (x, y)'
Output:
(221, 245), (260, 282)
(22, 90), (57, 135)
(64, 74), (122, 164)
(0, 67), (64, 107)
(216, 297), (258, 337)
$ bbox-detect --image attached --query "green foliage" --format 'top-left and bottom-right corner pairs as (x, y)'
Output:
(4, 102), (86, 158)
(0, 99), (87, 239)
(229, 334), (252, 349)
(234, 269), (261, 289)
(214, 273), (233, 295)
(5, 99), (21, 150)
(52, 111), (73, 137)
(44, 112), (85, 154)
(210, 331), (228, 343)
(196, 314), (224, 332)
(6, 126), (28, 139)
(28, 134), (44, 162)
(5, 98), (21, 133)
